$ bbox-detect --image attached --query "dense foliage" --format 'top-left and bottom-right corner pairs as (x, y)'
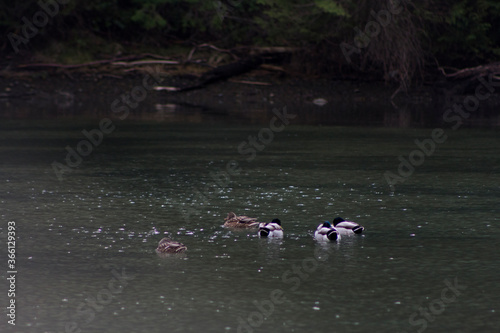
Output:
(1, 0), (499, 86)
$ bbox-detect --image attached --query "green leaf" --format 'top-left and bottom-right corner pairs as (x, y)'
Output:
(314, 0), (347, 16)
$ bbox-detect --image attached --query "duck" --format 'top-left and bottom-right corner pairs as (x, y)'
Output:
(224, 212), (260, 228)
(155, 238), (187, 254)
(258, 219), (284, 238)
(314, 221), (340, 242)
(333, 217), (364, 235)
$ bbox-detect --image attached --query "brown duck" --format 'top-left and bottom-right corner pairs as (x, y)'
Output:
(155, 238), (187, 254)
(223, 212), (260, 228)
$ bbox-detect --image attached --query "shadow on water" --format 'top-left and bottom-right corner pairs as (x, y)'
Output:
(0, 84), (499, 128)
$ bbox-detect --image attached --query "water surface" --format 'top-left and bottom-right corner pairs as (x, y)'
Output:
(1, 112), (499, 333)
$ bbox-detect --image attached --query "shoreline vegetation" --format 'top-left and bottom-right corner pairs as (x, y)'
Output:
(0, 0), (499, 125)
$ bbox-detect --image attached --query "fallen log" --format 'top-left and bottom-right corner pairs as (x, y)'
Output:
(438, 62), (500, 80)
(155, 52), (288, 92)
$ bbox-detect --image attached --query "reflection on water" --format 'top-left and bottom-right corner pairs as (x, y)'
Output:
(1, 85), (499, 128)
(0, 110), (499, 332)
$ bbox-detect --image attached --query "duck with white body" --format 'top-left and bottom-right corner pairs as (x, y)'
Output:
(258, 219), (284, 238)
(314, 221), (340, 242)
(333, 217), (364, 235)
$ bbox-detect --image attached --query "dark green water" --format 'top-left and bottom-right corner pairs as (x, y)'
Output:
(1, 112), (499, 333)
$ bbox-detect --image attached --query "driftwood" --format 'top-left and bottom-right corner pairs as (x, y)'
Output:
(155, 52), (289, 92)
(438, 62), (500, 80)
(228, 79), (272, 86)
(18, 59), (119, 69)
(16, 54), (178, 69)
(154, 55), (263, 92)
(186, 43), (236, 62)
(112, 60), (179, 66)
(10, 46), (293, 91)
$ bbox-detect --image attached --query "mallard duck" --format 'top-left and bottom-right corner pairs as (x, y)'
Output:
(314, 222), (340, 242)
(333, 217), (364, 235)
(258, 219), (284, 238)
(155, 238), (187, 254)
(224, 212), (260, 228)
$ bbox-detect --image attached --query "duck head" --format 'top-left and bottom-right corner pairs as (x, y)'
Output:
(333, 217), (345, 226)
(272, 218), (281, 225)
(322, 221), (332, 228)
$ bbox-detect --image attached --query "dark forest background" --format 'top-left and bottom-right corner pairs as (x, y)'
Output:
(1, 0), (499, 89)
